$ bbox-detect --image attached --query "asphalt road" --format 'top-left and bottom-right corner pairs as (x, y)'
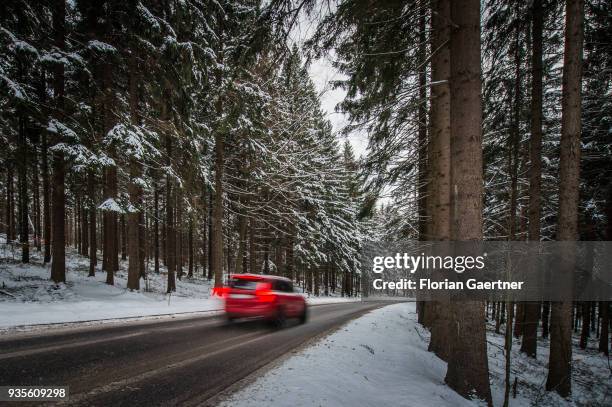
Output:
(0, 301), (382, 406)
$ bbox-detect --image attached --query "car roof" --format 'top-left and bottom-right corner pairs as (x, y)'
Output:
(230, 273), (292, 283)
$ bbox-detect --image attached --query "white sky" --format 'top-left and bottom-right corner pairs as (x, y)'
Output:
(287, 6), (369, 159)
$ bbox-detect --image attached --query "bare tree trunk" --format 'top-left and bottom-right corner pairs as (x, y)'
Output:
(6, 167), (15, 243)
(206, 189), (213, 280)
(235, 213), (248, 275)
(249, 217), (257, 274)
(211, 128), (224, 287)
(427, 0), (452, 362)
(188, 217), (194, 278)
(127, 55), (141, 291)
(120, 214), (127, 260)
(445, 0), (492, 403)
(42, 133), (51, 262)
(154, 178), (160, 274)
(176, 190), (183, 280)
(50, 0), (66, 284)
(88, 171), (96, 276)
(165, 132), (176, 292)
(18, 111), (29, 263)
(522, 0), (544, 358)
(546, 0), (584, 397)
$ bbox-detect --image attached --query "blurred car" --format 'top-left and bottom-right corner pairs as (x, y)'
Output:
(221, 274), (307, 326)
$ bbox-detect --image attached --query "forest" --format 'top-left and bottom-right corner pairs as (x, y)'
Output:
(1, 0), (611, 405)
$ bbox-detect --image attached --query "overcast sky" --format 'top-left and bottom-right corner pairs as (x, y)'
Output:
(288, 7), (369, 159)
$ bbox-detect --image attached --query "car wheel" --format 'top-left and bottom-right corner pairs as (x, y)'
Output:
(299, 306), (308, 324)
(271, 307), (286, 328)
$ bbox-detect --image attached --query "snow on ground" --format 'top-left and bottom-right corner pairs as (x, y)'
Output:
(222, 302), (612, 407)
(0, 239), (358, 329)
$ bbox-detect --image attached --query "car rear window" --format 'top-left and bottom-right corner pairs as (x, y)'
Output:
(228, 278), (258, 291)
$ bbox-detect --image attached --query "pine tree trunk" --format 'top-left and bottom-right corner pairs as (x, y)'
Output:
(599, 302), (609, 355)
(211, 128), (224, 287)
(42, 133), (51, 262)
(249, 217), (256, 274)
(154, 180), (160, 274)
(121, 214), (127, 260)
(445, 0), (492, 403)
(50, 0), (66, 284)
(235, 213), (248, 275)
(6, 167), (15, 244)
(18, 114), (29, 263)
(127, 162), (141, 290)
(127, 55), (142, 291)
(546, 0), (584, 397)
(88, 171), (96, 277)
(188, 218), (194, 278)
(33, 135), (41, 252)
(165, 132), (176, 293)
(427, 0), (452, 362)
(522, 0), (544, 358)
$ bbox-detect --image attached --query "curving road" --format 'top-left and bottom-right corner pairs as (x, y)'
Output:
(0, 301), (382, 406)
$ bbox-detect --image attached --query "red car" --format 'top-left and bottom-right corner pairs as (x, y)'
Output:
(222, 274), (308, 325)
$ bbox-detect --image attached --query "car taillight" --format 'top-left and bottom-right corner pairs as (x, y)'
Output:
(255, 282), (275, 302)
(212, 286), (229, 298)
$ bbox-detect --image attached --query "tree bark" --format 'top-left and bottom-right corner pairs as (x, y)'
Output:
(546, 0), (584, 397)
(18, 112), (29, 263)
(521, 0), (544, 358)
(427, 0), (452, 362)
(88, 171), (96, 276)
(445, 0), (492, 404)
(50, 0), (66, 284)
(42, 133), (51, 263)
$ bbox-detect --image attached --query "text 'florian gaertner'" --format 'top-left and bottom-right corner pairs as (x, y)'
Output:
(371, 253), (525, 291)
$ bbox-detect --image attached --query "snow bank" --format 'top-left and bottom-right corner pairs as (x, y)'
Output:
(223, 302), (611, 407)
(0, 243), (359, 329)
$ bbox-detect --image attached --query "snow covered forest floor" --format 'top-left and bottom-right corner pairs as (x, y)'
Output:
(0, 238), (357, 329)
(223, 302), (612, 407)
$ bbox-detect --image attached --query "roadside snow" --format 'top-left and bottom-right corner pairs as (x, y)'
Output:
(222, 302), (611, 407)
(0, 240), (359, 329)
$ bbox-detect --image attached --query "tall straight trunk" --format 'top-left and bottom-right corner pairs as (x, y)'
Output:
(417, 0), (428, 239)
(139, 210), (145, 279)
(154, 180), (160, 274)
(235, 213), (248, 275)
(81, 203), (89, 256)
(445, 0), (492, 404)
(427, 0), (452, 362)
(504, 10), (523, 405)
(599, 302), (609, 355)
(249, 217), (257, 274)
(121, 214), (127, 261)
(6, 167), (15, 243)
(127, 163), (141, 290)
(522, 0), (544, 357)
(188, 218), (194, 278)
(579, 302), (590, 349)
(416, 1), (429, 327)
(200, 190), (207, 277)
(546, 0), (584, 397)
(165, 131), (176, 292)
(50, 0), (66, 284)
(103, 165), (118, 284)
(207, 188), (213, 280)
(18, 114), (29, 263)
(42, 133), (51, 262)
(211, 132), (224, 287)
(33, 136), (41, 252)
(127, 54), (142, 291)
(176, 191), (183, 280)
(88, 171), (96, 276)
